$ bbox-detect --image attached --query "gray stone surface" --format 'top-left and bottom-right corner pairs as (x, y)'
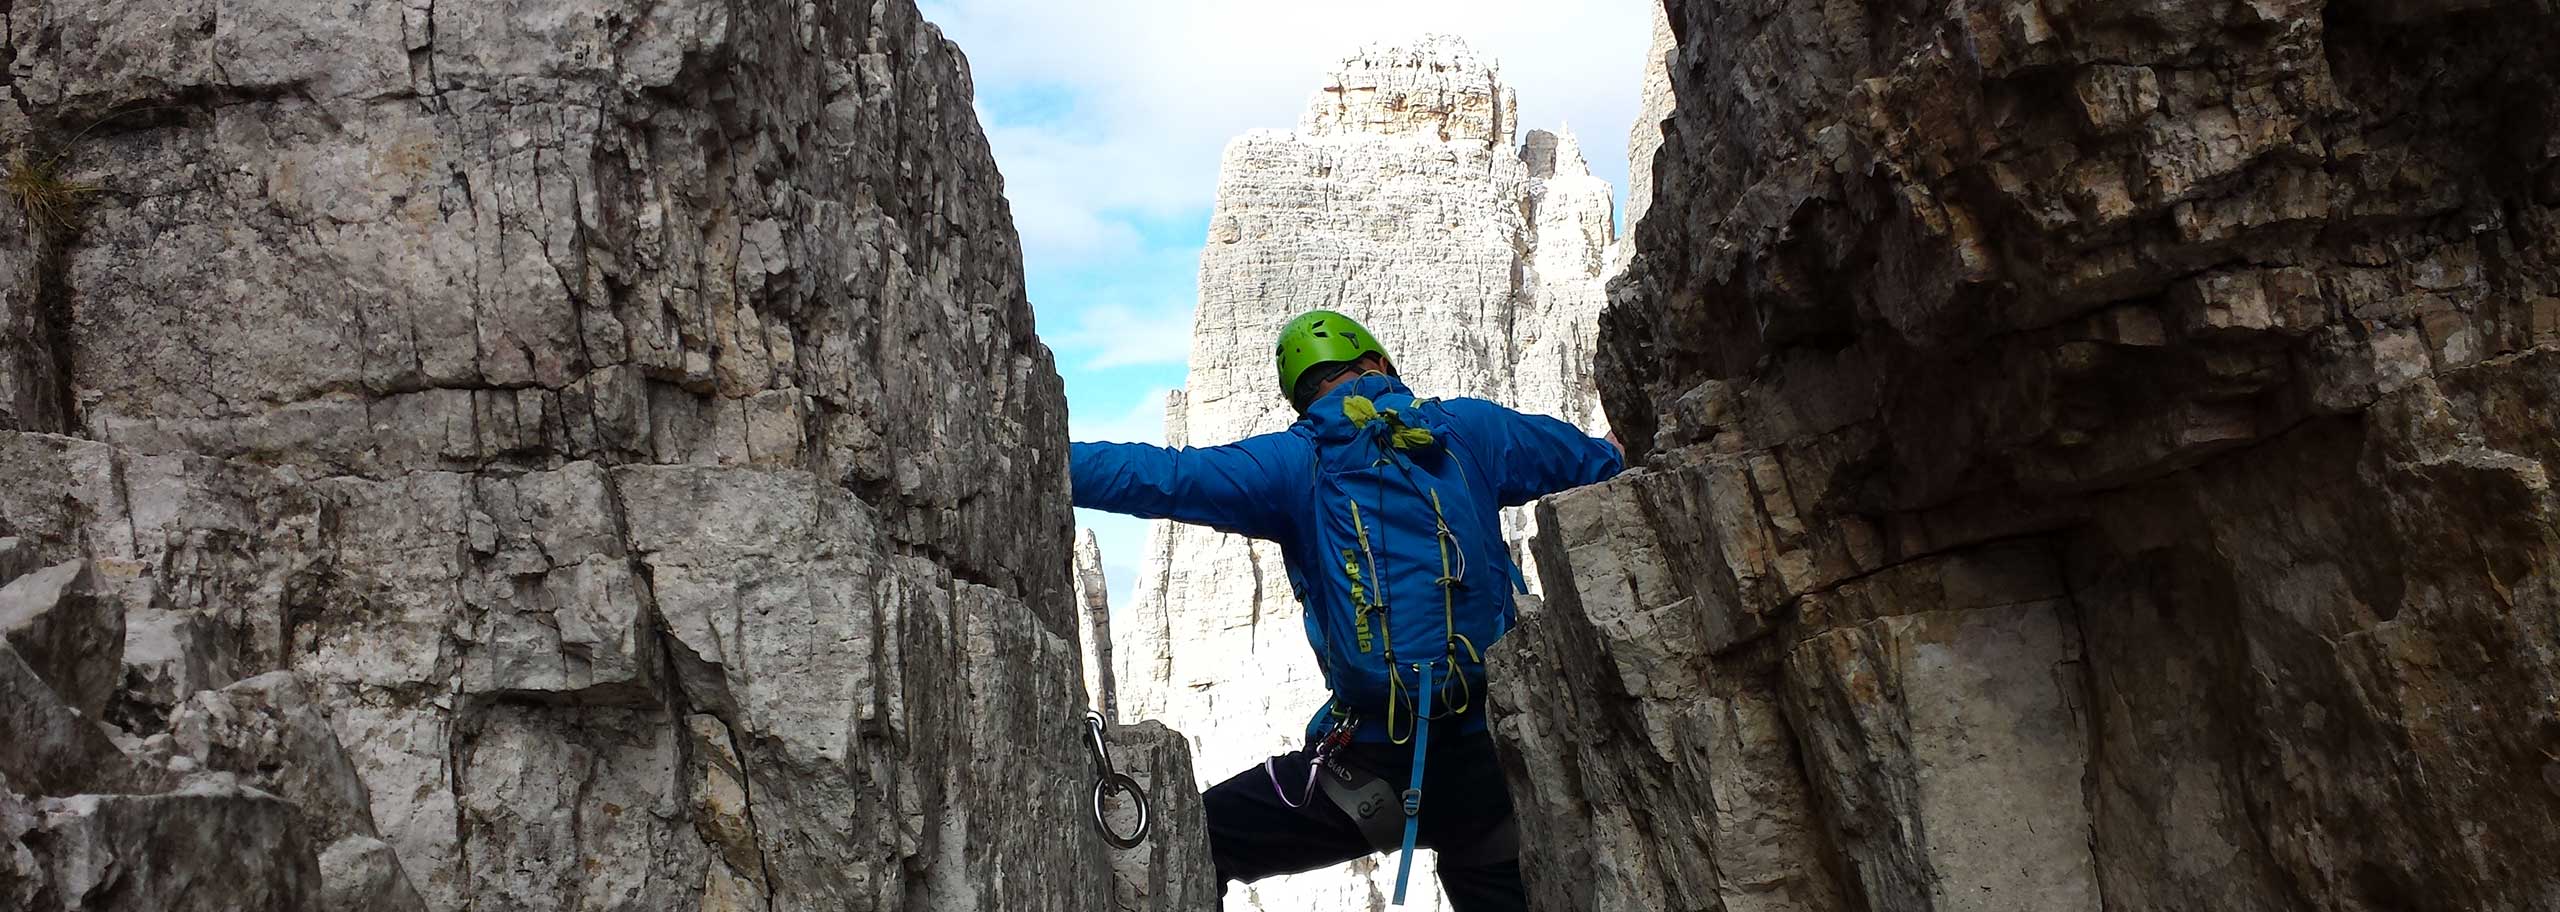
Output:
(318, 834), (431, 912)
(1106, 720), (1215, 912)
(1611, 1), (1675, 278)
(1491, 479), (1845, 912)
(1076, 528), (1121, 718)
(0, 0), (1210, 908)
(0, 640), (146, 797)
(0, 537), (36, 585)
(1, 784), (321, 912)
(155, 671), (387, 849)
(0, 559), (120, 719)
(113, 602), (243, 735)
(1494, 1), (2560, 910)
(1783, 598), (2098, 912)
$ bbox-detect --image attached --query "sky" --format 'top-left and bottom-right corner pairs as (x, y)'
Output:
(918, 0), (1658, 607)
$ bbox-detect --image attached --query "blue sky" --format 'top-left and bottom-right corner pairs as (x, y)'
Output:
(919, 1), (1658, 605)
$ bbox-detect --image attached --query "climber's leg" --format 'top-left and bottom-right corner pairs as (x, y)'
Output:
(1203, 731), (1527, 907)
(1433, 858), (1527, 912)
(1202, 747), (1375, 892)
(1413, 732), (1525, 912)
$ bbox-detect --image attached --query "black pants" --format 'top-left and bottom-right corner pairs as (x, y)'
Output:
(1204, 729), (1525, 912)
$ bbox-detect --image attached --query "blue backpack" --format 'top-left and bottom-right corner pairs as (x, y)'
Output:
(1295, 388), (1520, 743)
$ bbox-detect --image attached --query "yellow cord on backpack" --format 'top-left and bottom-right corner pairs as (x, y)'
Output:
(1430, 489), (1457, 638)
(1342, 549), (1375, 654)
(1386, 663), (1409, 744)
(1343, 396), (1437, 450)
(1425, 489), (1480, 718)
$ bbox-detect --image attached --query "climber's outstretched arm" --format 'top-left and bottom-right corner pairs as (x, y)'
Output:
(1439, 399), (1625, 506)
(1070, 435), (1310, 541)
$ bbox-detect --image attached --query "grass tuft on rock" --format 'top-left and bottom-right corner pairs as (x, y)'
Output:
(3, 153), (99, 237)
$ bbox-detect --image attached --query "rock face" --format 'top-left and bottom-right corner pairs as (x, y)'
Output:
(1114, 35), (1617, 910)
(1611, 1), (1677, 278)
(2, 560), (120, 719)
(0, 1), (1204, 910)
(1105, 720), (1218, 912)
(1076, 528), (1121, 717)
(1495, 1), (2560, 911)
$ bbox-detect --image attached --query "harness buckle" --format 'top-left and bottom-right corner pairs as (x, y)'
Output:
(1400, 787), (1422, 818)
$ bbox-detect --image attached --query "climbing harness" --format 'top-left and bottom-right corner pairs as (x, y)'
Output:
(1267, 716), (1361, 808)
(1315, 747), (1410, 852)
(1084, 710), (1151, 849)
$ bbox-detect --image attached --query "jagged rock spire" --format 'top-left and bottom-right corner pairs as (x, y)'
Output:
(1301, 34), (1513, 145)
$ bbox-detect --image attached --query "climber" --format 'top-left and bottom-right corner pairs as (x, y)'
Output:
(1070, 310), (1623, 911)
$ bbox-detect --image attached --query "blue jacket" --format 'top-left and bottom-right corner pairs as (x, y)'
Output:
(1070, 374), (1622, 742)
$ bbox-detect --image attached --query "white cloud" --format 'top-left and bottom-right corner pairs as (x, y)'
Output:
(924, 0), (1657, 276)
(1068, 386), (1174, 445)
(1050, 302), (1196, 370)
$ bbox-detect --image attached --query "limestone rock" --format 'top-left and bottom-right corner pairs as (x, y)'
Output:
(1077, 528), (1120, 717)
(1, 778), (35, 909)
(1497, 1), (2560, 909)
(0, 537), (36, 584)
(0, 640), (145, 797)
(156, 671), (387, 849)
(1781, 591), (2099, 911)
(1301, 34), (1511, 142)
(1491, 479), (1844, 912)
(0, 559), (121, 719)
(680, 712), (765, 906)
(0, 0), (1209, 908)
(113, 604), (242, 735)
(2, 783), (322, 912)
(1105, 720), (1215, 912)
(1518, 128), (1617, 434)
(1613, 1), (1676, 276)
(1117, 35), (1616, 909)
(317, 835), (431, 912)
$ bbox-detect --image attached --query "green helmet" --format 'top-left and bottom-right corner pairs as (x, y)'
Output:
(1275, 310), (1390, 409)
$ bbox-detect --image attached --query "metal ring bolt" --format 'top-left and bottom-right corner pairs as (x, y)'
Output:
(1084, 711), (1151, 849)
